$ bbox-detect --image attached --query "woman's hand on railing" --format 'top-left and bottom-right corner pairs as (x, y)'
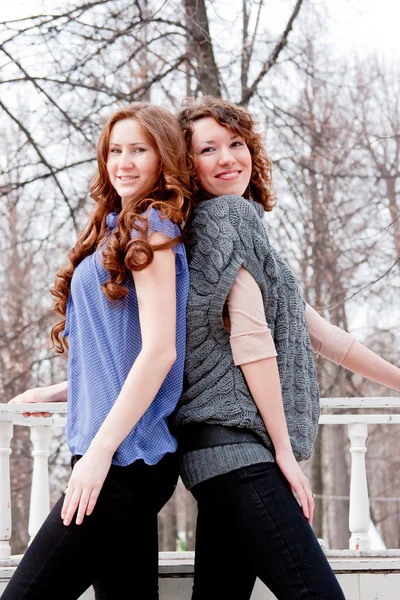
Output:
(8, 381), (68, 418)
(8, 387), (54, 418)
(275, 447), (315, 525)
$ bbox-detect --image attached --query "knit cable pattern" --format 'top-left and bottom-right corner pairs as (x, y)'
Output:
(174, 195), (320, 461)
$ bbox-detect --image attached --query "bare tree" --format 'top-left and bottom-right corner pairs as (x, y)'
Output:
(2, 0), (399, 551)
(258, 40), (400, 546)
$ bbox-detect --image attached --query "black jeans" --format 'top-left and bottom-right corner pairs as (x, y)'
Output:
(191, 462), (346, 600)
(3, 452), (179, 600)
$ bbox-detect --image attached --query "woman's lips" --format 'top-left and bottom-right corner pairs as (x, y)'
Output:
(215, 170), (242, 180)
(117, 176), (139, 183)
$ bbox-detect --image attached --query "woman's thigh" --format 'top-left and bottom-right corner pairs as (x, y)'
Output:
(191, 498), (257, 600)
(192, 462), (345, 600)
(3, 452), (179, 600)
(2, 494), (105, 600)
(93, 512), (159, 600)
(92, 452), (179, 600)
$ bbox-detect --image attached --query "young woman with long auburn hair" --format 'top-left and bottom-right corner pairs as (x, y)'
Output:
(172, 96), (400, 600)
(5, 103), (190, 600)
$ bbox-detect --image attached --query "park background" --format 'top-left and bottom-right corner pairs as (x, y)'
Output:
(1, 0), (400, 555)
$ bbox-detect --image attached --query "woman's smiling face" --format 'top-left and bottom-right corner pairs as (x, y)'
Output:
(106, 118), (160, 207)
(191, 117), (252, 197)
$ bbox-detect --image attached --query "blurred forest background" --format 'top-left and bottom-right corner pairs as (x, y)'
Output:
(1, 0), (400, 554)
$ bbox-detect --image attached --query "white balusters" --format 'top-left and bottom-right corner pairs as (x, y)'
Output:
(348, 422), (371, 550)
(1, 398), (398, 564)
(28, 425), (52, 544)
(0, 421), (13, 560)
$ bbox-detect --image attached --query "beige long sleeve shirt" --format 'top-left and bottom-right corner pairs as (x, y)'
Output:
(226, 267), (355, 366)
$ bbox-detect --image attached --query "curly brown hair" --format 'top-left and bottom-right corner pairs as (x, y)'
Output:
(51, 103), (191, 354)
(177, 96), (276, 212)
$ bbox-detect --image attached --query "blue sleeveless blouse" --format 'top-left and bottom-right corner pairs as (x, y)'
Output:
(64, 208), (188, 466)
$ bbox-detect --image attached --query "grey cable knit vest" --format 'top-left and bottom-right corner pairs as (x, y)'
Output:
(173, 195), (320, 489)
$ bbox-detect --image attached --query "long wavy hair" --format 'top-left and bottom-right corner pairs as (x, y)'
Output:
(51, 103), (191, 353)
(177, 96), (276, 212)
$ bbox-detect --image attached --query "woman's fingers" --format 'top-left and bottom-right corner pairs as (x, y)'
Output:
(307, 485), (315, 525)
(61, 486), (80, 525)
(61, 485), (100, 526)
(63, 489), (80, 526)
(75, 489), (91, 525)
(61, 485), (73, 520)
(300, 478), (314, 524)
(293, 477), (314, 524)
(22, 412), (50, 418)
(86, 489), (100, 516)
(276, 451), (315, 524)
(296, 485), (309, 521)
(60, 453), (110, 526)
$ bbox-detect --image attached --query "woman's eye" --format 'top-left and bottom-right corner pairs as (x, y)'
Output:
(231, 141), (244, 147)
(109, 147), (145, 154)
(200, 146), (215, 154)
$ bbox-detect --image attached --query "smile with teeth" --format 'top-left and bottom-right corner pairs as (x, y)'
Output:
(117, 176), (138, 181)
(216, 171), (241, 180)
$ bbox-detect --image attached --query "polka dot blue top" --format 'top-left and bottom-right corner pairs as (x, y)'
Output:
(64, 208), (189, 466)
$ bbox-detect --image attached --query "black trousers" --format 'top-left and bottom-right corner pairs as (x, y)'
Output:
(3, 452), (179, 600)
(191, 462), (346, 600)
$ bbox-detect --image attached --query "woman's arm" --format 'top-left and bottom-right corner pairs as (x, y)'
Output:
(305, 304), (355, 365)
(8, 381), (68, 403)
(340, 341), (400, 391)
(227, 268), (314, 523)
(306, 304), (400, 391)
(88, 234), (177, 456)
(62, 232), (177, 526)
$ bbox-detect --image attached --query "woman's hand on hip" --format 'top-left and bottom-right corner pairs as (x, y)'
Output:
(61, 448), (112, 526)
(275, 447), (314, 525)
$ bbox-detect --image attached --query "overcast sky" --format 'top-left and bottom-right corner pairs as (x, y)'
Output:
(325, 0), (400, 58)
(2, 0), (400, 60)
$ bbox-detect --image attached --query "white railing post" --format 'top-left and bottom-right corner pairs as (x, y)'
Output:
(0, 420), (13, 560)
(28, 425), (52, 544)
(348, 422), (371, 550)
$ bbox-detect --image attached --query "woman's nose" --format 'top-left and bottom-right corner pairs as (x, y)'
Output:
(118, 152), (133, 169)
(218, 147), (235, 166)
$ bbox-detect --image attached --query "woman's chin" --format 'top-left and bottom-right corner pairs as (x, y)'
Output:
(207, 184), (248, 198)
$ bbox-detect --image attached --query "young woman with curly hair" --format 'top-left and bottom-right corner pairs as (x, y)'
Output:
(5, 103), (190, 600)
(173, 96), (400, 599)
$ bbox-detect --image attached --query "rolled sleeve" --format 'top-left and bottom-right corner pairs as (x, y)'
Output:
(306, 304), (356, 365)
(227, 267), (277, 366)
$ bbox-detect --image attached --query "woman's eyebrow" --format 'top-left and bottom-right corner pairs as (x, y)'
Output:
(109, 141), (149, 146)
(195, 139), (215, 149)
(195, 134), (240, 150)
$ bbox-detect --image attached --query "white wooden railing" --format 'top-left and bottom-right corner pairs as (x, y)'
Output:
(0, 397), (399, 564)
(0, 404), (66, 562)
(319, 398), (400, 550)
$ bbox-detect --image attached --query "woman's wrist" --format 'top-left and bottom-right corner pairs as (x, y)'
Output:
(50, 381), (68, 402)
(88, 436), (115, 460)
(34, 381), (68, 403)
(44, 381), (68, 402)
(274, 441), (294, 456)
(342, 341), (400, 392)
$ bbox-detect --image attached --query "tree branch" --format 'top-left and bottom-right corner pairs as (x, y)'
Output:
(242, 0), (304, 105)
(0, 99), (78, 230)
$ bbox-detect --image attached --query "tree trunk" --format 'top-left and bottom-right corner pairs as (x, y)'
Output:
(184, 0), (221, 97)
